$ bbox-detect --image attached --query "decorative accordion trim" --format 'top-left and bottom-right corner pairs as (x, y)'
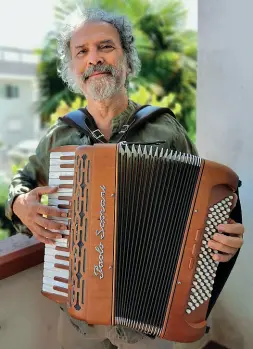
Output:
(119, 143), (202, 167)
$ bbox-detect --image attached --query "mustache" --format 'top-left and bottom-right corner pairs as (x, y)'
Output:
(82, 65), (115, 81)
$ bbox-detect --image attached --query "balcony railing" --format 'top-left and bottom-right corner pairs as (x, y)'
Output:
(0, 46), (38, 76)
(0, 47), (39, 64)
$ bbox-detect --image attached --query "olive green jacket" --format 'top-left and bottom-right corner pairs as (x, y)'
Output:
(5, 99), (197, 236)
(5, 99), (242, 343)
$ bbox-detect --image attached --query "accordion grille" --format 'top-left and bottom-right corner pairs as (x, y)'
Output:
(114, 144), (201, 335)
(70, 153), (90, 311)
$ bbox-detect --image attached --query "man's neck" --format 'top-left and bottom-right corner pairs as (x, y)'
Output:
(86, 91), (129, 127)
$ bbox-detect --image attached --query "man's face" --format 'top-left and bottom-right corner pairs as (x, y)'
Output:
(70, 21), (128, 101)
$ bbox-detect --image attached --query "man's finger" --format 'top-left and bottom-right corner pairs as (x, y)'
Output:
(31, 228), (55, 245)
(33, 233), (55, 245)
(217, 222), (244, 236)
(34, 186), (59, 196)
(208, 239), (238, 255)
(212, 253), (234, 263)
(36, 204), (68, 218)
(36, 215), (68, 232)
(211, 233), (243, 248)
(32, 223), (62, 243)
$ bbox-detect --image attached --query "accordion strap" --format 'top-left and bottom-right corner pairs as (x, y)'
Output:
(59, 104), (175, 144)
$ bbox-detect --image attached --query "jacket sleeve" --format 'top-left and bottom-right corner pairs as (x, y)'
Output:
(5, 125), (56, 237)
(169, 116), (199, 156)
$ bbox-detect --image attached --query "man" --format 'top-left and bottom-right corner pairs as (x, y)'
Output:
(5, 7), (244, 349)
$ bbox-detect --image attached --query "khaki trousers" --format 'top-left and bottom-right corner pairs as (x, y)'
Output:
(57, 309), (174, 349)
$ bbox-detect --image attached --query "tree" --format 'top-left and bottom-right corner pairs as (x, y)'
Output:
(36, 0), (197, 135)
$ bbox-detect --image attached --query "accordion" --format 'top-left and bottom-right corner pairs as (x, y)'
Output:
(42, 143), (238, 343)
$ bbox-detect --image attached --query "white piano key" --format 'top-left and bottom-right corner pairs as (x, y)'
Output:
(48, 199), (71, 205)
(50, 229), (70, 236)
(44, 262), (69, 276)
(43, 267), (69, 280)
(45, 246), (70, 257)
(43, 276), (68, 289)
(49, 165), (74, 172)
(50, 159), (75, 165)
(54, 238), (69, 248)
(50, 151), (75, 158)
(44, 261), (57, 270)
(45, 239), (69, 249)
(49, 172), (74, 178)
(56, 187), (73, 193)
(49, 179), (74, 185)
(48, 217), (69, 224)
(44, 254), (69, 266)
(42, 283), (68, 297)
(44, 261), (56, 269)
(48, 192), (72, 199)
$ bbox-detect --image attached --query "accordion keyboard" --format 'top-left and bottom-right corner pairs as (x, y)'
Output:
(42, 149), (76, 299)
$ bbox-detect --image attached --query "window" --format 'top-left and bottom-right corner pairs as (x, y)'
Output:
(5, 85), (19, 99)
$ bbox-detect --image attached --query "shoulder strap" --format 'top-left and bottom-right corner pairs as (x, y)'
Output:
(118, 105), (175, 142)
(59, 105), (176, 143)
(134, 105), (175, 125)
(59, 110), (105, 144)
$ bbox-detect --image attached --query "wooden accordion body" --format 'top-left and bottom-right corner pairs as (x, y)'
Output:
(42, 143), (239, 343)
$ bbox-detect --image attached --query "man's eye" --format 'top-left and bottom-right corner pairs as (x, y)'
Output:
(101, 45), (113, 49)
(77, 50), (86, 56)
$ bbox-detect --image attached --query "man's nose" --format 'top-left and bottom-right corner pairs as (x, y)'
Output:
(88, 50), (104, 66)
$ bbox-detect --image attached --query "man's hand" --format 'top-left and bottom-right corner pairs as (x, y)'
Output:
(208, 221), (244, 262)
(208, 193), (244, 262)
(13, 186), (68, 245)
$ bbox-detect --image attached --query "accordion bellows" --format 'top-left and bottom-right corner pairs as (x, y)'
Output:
(42, 143), (238, 343)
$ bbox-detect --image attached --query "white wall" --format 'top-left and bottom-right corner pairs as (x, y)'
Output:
(197, 1), (253, 348)
(0, 77), (39, 148)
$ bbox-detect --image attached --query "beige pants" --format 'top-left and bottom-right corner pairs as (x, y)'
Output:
(57, 309), (174, 349)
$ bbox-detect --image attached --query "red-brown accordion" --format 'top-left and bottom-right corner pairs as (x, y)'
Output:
(41, 143), (238, 343)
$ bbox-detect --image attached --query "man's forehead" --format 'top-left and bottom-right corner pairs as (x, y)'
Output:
(70, 21), (121, 46)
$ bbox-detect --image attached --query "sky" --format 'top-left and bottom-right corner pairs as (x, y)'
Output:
(0, 0), (197, 50)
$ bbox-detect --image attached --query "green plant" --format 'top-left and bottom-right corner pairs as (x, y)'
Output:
(0, 182), (8, 207)
(0, 229), (9, 240)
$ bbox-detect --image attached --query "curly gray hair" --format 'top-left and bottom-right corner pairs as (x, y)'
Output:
(57, 7), (142, 93)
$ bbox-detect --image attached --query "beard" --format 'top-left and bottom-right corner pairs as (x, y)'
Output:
(79, 57), (127, 101)
(86, 73), (120, 100)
